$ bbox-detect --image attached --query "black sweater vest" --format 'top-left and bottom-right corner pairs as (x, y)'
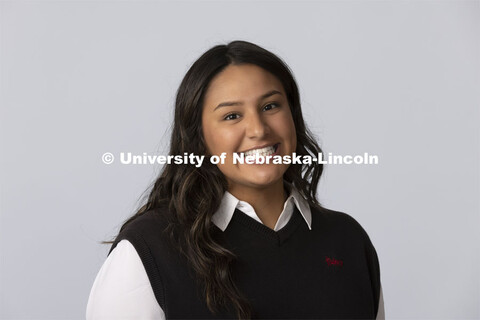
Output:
(109, 205), (381, 319)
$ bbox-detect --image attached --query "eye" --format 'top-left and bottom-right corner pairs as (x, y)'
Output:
(224, 113), (240, 121)
(263, 103), (279, 111)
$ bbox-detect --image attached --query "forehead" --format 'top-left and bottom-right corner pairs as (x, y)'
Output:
(204, 64), (284, 104)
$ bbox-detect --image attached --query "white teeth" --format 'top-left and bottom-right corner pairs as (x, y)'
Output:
(244, 145), (275, 157)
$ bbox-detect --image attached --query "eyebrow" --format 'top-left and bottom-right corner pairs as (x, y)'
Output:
(213, 90), (283, 111)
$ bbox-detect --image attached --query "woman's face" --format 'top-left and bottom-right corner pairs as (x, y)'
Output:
(202, 63), (297, 191)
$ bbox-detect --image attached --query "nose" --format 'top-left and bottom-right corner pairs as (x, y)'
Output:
(245, 112), (270, 139)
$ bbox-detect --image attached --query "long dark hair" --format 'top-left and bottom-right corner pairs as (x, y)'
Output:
(103, 40), (324, 319)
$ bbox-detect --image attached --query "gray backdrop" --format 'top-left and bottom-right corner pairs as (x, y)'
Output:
(1, 1), (478, 319)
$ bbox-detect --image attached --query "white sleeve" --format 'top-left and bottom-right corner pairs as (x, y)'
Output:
(376, 284), (385, 320)
(86, 239), (165, 320)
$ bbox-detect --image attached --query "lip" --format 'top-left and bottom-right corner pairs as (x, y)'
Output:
(239, 143), (280, 154)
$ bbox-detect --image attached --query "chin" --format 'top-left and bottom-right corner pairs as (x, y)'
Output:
(242, 167), (286, 186)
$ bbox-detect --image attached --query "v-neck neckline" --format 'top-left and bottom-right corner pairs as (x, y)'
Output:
(229, 205), (303, 246)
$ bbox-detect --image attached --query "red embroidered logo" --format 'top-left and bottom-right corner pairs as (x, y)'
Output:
(325, 256), (343, 267)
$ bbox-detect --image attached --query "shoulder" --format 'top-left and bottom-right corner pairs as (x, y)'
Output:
(311, 205), (381, 284)
(101, 240), (149, 284)
(87, 239), (165, 319)
(108, 207), (172, 256)
(107, 208), (175, 309)
(122, 207), (170, 233)
(310, 205), (375, 246)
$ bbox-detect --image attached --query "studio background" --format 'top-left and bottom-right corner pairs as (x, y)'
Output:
(1, 1), (478, 319)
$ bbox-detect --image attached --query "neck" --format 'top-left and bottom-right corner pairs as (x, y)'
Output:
(228, 180), (287, 230)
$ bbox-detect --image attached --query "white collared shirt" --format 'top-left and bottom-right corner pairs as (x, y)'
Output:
(86, 189), (385, 319)
(211, 187), (312, 232)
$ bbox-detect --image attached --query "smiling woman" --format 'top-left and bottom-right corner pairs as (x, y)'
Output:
(86, 40), (385, 320)
(202, 64), (297, 221)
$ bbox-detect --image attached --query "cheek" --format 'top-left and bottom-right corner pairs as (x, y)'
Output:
(274, 112), (297, 147)
(203, 123), (242, 154)
(216, 128), (242, 152)
(286, 111), (297, 149)
(290, 119), (297, 150)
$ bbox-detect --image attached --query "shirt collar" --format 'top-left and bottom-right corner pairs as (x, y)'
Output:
(211, 184), (312, 232)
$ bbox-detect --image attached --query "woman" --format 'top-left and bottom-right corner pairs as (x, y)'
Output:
(87, 40), (384, 319)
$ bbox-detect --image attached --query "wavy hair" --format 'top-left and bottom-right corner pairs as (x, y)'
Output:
(103, 40), (324, 319)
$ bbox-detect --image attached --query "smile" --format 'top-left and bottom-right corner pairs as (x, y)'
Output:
(242, 143), (279, 157)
